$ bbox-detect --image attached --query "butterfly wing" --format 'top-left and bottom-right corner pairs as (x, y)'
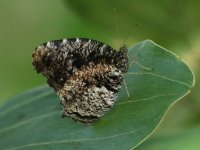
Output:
(32, 38), (128, 123)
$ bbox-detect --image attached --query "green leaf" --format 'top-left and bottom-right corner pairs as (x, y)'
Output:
(0, 40), (194, 150)
(135, 125), (200, 150)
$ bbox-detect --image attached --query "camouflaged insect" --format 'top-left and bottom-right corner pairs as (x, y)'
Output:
(32, 38), (128, 124)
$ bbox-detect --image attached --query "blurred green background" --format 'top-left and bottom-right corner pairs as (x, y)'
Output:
(0, 0), (199, 149)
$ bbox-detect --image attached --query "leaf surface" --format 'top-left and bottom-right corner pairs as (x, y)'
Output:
(0, 40), (194, 150)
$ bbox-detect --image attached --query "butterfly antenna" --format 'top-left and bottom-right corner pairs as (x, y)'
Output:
(113, 8), (121, 45)
(121, 24), (138, 47)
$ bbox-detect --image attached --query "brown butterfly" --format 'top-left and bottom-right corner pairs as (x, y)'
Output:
(32, 38), (128, 124)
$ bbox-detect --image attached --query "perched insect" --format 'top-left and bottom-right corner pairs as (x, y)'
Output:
(32, 38), (128, 123)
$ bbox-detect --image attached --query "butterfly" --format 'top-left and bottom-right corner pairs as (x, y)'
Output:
(32, 38), (128, 124)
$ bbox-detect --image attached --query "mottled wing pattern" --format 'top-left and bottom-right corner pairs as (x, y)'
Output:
(32, 38), (128, 123)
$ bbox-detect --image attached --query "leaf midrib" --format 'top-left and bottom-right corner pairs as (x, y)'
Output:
(6, 117), (161, 150)
(0, 92), (182, 134)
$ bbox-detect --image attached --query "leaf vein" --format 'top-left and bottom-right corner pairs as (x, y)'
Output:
(0, 91), (54, 117)
(0, 111), (61, 134)
(117, 92), (184, 105)
(127, 72), (191, 89)
(7, 117), (160, 150)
